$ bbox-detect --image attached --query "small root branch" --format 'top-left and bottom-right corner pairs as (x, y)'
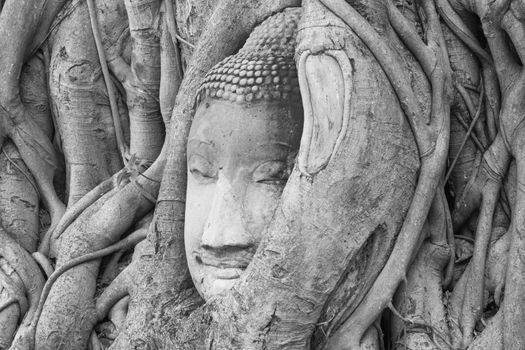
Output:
(86, 0), (128, 162)
(31, 252), (54, 278)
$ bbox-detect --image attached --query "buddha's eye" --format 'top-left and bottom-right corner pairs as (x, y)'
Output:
(253, 160), (290, 185)
(188, 155), (217, 184)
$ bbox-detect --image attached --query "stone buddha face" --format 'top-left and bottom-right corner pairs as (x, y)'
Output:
(185, 98), (302, 300)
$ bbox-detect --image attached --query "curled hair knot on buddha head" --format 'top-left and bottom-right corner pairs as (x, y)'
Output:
(196, 7), (302, 105)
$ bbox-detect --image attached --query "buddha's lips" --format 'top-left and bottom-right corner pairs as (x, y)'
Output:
(193, 249), (252, 271)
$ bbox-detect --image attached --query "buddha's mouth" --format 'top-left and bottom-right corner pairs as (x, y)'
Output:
(193, 249), (252, 279)
(208, 266), (244, 280)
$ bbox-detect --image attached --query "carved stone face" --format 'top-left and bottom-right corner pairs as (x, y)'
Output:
(185, 98), (302, 300)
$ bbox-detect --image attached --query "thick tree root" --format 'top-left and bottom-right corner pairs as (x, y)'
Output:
(458, 181), (501, 345)
(39, 169), (125, 256)
(0, 144), (39, 254)
(319, 0), (451, 347)
(0, 230), (45, 350)
(48, 3), (124, 201)
(0, 261), (26, 350)
(108, 296), (130, 334)
(115, 0), (164, 162)
(36, 228), (146, 322)
(100, 250), (124, 285)
(0, 1), (69, 246)
(503, 153), (525, 350)
(0, 302), (18, 350)
(0, 267), (28, 318)
(467, 311), (502, 350)
(391, 240), (452, 350)
(15, 227), (147, 350)
(95, 227), (152, 323)
(0, 231), (44, 323)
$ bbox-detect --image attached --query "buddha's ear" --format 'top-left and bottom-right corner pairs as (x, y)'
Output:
(296, 50), (353, 176)
(295, 0), (353, 176)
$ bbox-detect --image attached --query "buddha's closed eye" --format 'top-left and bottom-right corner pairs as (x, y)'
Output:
(189, 155), (217, 183)
(253, 160), (290, 185)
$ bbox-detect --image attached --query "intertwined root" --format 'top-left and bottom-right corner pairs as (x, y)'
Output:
(3, 0), (525, 349)
(314, 0), (451, 348)
(0, 0), (165, 348)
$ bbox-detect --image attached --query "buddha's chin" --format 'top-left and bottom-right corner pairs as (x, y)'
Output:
(209, 278), (239, 296)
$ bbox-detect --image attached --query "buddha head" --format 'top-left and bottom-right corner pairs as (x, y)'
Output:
(185, 8), (303, 300)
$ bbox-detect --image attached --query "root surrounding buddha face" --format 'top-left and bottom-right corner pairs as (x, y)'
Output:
(185, 98), (302, 300)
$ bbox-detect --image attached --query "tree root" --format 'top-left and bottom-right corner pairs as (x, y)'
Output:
(108, 296), (130, 333)
(391, 239), (452, 350)
(0, 267), (28, 318)
(119, 0), (164, 162)
(0, 230), (44, 324)
(485, 229), (509, 306)
(444, 82), (485, 183)
(390, 302), (453, 350)
(358, 326), (381, 350)
(0, 259), (25, 349)
(0, 1), (69, 251)
(467, 310), (503, 350)
(0, 141), (40, 254)
(34, 173), (158, 350)
(0, 230), (45, 350)
(319, 0), (451, 347)
(96, 259), (134, 321)
(100, 251), (124, 285)
(90, 330), (103, 350)
(39, 169), (125, 257)
(0, 299), (19, 313)
(319, 0), (432, 154)
(86, 0), (128, 162)
(458, 173), (503, 346)
(0, 303), (18, 350)
(502, 154), (525, 349)
(30, 252), (54, 278)
(435, 0), (493, 64)
(454, 83), (487, 146)
(160, 0), (184, 125)
(477, 8), (525, 348)
(28, 227), (147, 349)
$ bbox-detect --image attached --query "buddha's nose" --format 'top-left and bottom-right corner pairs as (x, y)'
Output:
(201, 176), (253, 251)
